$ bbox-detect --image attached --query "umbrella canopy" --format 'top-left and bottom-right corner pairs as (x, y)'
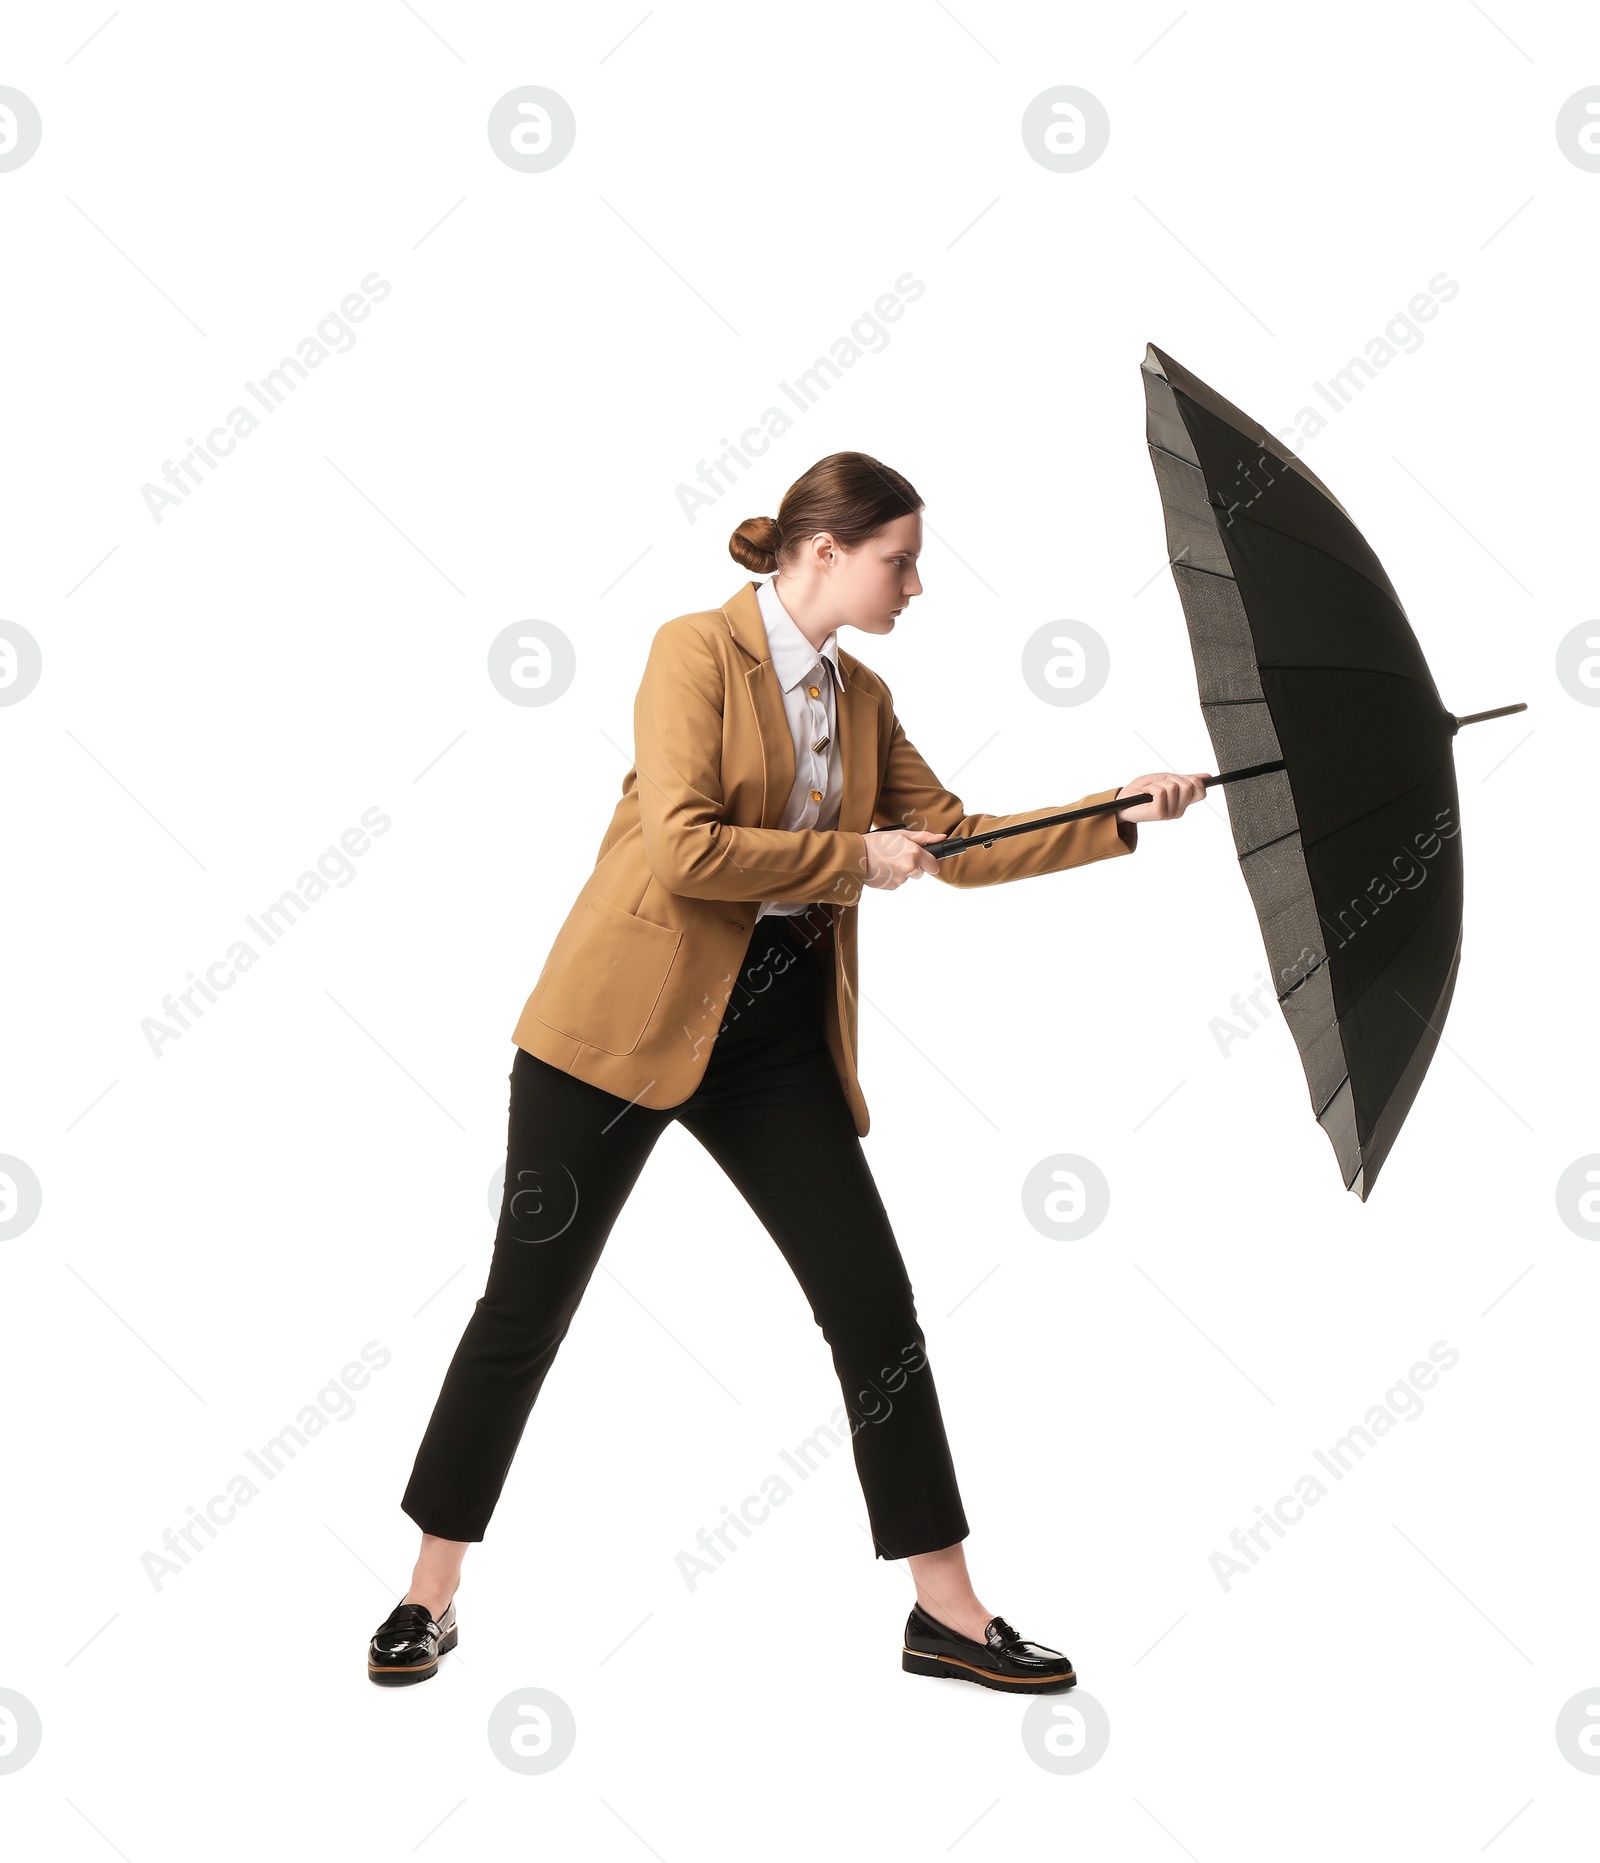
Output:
(1139, 342), (1488, 1198)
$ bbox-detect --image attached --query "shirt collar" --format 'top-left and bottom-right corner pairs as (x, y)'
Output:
(756, 577), (842, 694)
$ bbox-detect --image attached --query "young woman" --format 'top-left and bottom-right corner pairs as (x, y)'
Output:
(368, 451), (1205, 1693)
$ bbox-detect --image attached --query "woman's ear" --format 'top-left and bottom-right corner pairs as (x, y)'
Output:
(804, 530), (840, 572)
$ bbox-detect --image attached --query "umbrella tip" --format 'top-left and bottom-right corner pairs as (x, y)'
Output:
(1451, 701), (1529, 733)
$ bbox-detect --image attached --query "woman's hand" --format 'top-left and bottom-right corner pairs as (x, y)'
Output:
(1114, 772), (1209, 822)
(863, 827), (946, 889)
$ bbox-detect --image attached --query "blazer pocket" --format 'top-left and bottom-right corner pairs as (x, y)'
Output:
(533, 898), (683, 1057)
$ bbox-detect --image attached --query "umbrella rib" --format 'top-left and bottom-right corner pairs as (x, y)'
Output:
(1146, 417), (1352, 515)
(1205, 665), (1439, 691)
(1244, 773), (1463, 1033)
(1167, 491), (1410, 618)
(1296, 757), (1454, 856)
(1147, 439), (1201, 469)
(1166, 564), (1445, 693)
(1237, 525), (1406, 616)
(1277, 951), (1331, 1001)
(1311, 859), (1458, 1023)
(1148, 422), (1411, 615)
(1239, 823), (1303, 859)
(1169, 559), (1237, 583)
(1206, 732), (1454, 857)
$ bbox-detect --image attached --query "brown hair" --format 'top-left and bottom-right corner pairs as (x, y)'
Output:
(728, 451), (922, 576)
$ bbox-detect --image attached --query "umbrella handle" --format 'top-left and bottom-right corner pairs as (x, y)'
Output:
(891, 758), (1289, 859)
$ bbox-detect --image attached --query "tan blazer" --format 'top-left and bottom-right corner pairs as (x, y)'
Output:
(511, 580), (1136, 1135)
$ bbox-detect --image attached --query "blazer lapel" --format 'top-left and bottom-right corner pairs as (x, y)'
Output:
(720, 580), (879, 836)
(834, 652), (878, 837)
(723, 581), (794, 830)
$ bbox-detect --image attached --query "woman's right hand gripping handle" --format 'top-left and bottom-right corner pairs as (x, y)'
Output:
(862, 827), (946, 892)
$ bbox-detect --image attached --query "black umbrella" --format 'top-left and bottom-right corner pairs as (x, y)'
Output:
(919, 345), (1523, 1199)
(1135, 343), (1530, 1196)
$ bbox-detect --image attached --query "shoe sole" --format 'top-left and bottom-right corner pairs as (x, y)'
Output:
(368, 1624), (458, 1686)
(902, 1648), (1076, 1694)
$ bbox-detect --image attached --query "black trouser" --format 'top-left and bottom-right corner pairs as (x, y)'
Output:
(400, 910), (970, 1560)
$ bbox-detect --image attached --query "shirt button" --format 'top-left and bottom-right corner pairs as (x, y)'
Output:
(810, 788), (823, 802)
(808, 684), (820, 698)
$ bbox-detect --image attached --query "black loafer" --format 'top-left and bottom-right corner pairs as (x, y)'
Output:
(902, 1602), (1075, 1693)
(367, 1599), (458, 1686)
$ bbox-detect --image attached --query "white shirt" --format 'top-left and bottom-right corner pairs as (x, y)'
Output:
(754, 575), (844, 921)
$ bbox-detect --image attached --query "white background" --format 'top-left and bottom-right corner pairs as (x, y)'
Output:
(3, 1), (1595, 1855)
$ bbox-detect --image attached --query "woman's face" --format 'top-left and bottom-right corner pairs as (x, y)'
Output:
(789, 510), (924, 636)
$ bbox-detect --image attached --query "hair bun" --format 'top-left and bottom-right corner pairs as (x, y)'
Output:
(728, 514), (782, 575)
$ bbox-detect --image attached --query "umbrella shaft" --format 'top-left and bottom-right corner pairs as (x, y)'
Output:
(917, 758), (1288, 858)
